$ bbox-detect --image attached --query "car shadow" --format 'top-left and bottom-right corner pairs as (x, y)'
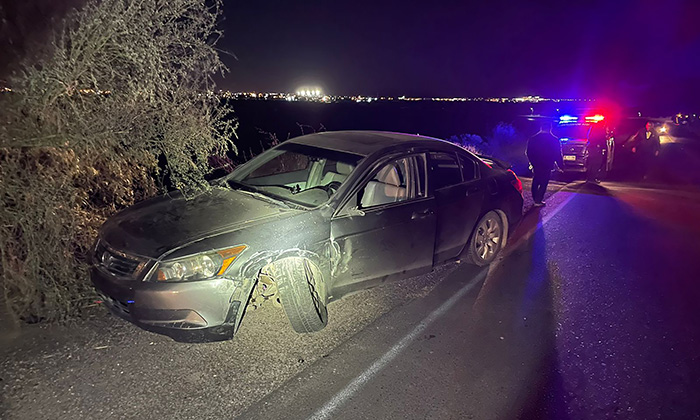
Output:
(557, 180), (612, 197)
(431, 207), (568, 419)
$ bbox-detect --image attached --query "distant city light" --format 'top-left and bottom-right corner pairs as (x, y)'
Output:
(0, 82), (597, 106)
(215, 89), (594, 104)
(296, 87), (324, 98)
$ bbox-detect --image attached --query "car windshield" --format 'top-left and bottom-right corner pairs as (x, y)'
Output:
(227, 143), (364, 207)
(553, 124), (591, 140)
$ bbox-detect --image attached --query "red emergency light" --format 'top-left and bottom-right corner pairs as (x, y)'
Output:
(584, 114), (605, 123)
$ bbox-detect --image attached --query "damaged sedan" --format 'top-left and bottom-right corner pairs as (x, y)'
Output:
(91, 131), (523, 341)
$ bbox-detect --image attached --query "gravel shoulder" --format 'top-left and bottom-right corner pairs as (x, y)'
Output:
(1, 176), (558, 420)
(0, 262), (459, 420)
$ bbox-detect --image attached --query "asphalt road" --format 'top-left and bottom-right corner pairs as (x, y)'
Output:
(2, 143), (700, 419)
(239, 180), (700, 419)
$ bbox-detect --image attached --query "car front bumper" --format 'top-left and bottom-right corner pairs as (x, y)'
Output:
(91, 266), (244, 341)
(562, 164), (587, 173)
(562, 156), (587, 172)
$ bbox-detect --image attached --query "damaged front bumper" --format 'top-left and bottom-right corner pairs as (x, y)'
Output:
(91, 266), (249, 342)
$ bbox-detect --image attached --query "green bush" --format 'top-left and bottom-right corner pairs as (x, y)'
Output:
(0, 0), (237, 325)
(447, 122), (529, 173)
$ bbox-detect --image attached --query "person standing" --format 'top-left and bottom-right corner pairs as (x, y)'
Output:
(527, 121), (563, 206)
(586, 124), (608, 183)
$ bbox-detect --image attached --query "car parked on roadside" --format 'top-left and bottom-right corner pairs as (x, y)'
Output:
(553, 114), (615, 177)
(92, 131), (523, 342)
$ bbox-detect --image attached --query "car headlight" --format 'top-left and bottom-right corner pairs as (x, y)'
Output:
(152, 245), (247, 282)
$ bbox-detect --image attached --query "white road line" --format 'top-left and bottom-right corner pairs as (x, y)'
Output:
(542, 190), (577, 225)
(308, 269), (488, 420)
(308, 186), (580, 420)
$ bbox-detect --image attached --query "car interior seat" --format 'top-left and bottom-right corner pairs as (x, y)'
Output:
(321, 161), (354, 185)
(360, 164), (406, 208)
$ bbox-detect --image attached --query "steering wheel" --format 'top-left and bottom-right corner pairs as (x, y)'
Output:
(324, 181), (343, 196)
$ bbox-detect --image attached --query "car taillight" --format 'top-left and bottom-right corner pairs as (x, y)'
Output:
(508, 169), (523, 195)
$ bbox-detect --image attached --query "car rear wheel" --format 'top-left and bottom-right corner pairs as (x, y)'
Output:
(467, 211), (506, 266)
(268, 256), (328, 333)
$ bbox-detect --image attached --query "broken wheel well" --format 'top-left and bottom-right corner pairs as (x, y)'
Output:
(246, 250), (328, 310)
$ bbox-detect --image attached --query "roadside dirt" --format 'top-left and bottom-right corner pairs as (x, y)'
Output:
(0, 177), (553, 420)
(0, 261), (459, 419)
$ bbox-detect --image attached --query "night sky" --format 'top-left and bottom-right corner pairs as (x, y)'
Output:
(221, 0), (700, 109)
(2, 0), (700, 109)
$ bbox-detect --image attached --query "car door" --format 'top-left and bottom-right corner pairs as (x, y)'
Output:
(329, 153), (436, 299)
(430, 151), (484, 263)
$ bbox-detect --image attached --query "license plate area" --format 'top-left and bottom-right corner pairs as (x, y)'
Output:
(563, 155), (577, 161)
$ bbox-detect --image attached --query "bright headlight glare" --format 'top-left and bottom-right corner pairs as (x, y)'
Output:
(154, 245), (246, 282)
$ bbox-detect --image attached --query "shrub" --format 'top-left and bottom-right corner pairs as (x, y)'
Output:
(446, 133), (488, 155)
(447, 122), (530, 173)
(0, 0), (236, 325)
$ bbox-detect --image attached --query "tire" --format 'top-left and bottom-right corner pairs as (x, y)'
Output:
(467, 211), (506, 266)
(268, 256), (328, 333)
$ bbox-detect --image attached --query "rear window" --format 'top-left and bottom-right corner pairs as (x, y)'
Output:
(553, 125), (591, 140)
(458, 154), (477, 181)
(429, 152), (462, 190)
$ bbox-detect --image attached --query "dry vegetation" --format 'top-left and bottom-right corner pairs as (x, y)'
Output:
(0, 0), (237, 326)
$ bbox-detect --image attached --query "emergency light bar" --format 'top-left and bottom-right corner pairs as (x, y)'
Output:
(559, 115), (578, 123)
(584, 114), (605, 123)
(559, 114), (605, 124)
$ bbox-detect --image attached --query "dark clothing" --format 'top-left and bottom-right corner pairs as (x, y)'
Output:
(527, 131), (563, 170)
(586, 127), (607, 181)
(531, 166), (551, 204)
(527, 130), (563, 203)
(586, 143), (606, 181)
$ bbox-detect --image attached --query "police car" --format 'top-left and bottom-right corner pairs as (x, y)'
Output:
(553, 113), (615, 175)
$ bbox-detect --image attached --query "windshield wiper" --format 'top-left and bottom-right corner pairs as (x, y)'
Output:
(227, 180), (298, 209)
(226, 179), (258, 193)
(260, 183), (301, 193)
(238, 189), (294, 209)
(225, 180), (283, 206)
(227, 179), (313, 209)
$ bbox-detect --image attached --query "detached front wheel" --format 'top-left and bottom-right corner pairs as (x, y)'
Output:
(467, 211), (506, 266)
(268, 257), (328, 333)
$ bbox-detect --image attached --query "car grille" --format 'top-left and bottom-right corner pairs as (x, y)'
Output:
(95, 242), (147, 279)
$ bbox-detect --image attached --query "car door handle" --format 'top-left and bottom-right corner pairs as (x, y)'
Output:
(411, 209), (433, 219)
(465, 186), (480, 196)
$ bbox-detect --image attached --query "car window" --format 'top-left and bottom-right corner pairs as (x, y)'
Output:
(319, 160), (355, 186)
(249, 151), (310, 179)
(429, 152), (462, 190)
(229, 144), (363, 207)
(553, 124), (591, 139)
(458, 154), (477, 181)
(413, 154), (427, 198)
(359, 156), (422, 208)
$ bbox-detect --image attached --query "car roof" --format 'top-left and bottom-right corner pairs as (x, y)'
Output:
(286, 130), (452, 157)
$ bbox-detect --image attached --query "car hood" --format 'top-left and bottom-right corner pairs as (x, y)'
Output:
(101, 187), (298, 259)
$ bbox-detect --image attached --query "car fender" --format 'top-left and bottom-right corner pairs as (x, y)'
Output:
(236, 247), (331, 302)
